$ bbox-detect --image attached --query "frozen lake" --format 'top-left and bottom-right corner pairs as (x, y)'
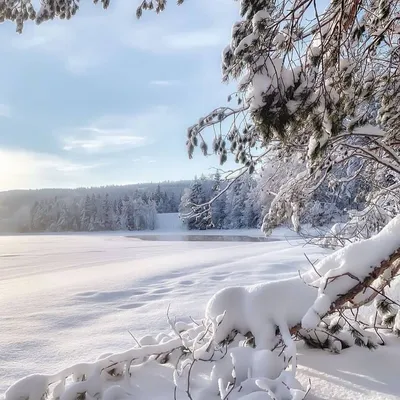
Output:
(128, 234), (278, 242)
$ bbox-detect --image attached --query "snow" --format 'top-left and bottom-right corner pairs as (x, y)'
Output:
(209, 347), (285, 393)
(205, 278), (317, 349)
(0, 233), (322, 396)
(130, 213), (302, 241)
(1, 226), (400, 399)
(307, 130), (329, 159)
(302, 215), (400, 329)
(234, 32), (259, 56)
(353, 124), (385, 137)
(251, 10), (270, 32)
(297, 336), (400, 400)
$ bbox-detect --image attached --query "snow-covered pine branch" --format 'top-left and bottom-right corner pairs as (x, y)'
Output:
(0, 0), (179, 33)
(184, 1), (400, 240)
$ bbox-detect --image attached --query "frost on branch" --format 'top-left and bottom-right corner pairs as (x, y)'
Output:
(188, 0), (400, 160)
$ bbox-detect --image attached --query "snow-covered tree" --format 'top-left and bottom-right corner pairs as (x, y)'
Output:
(221, 172), (259, 229)
(179, 172), (262, 230)
(168, 192), (179, 213)
(56, 201), (70, 231)
(23, 192), (158, 233)
(225, 177), (245, 229)
(210, 171), (226, 229)
(0, 182), (188, 233)
(180, 0), (400, 238)
(80, 195), (92, 231)
(242, 181), (261, 228)
(102, 193), (113, 231)
(179, 177), (210, 230)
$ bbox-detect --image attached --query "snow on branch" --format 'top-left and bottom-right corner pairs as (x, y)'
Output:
(302, 215), (400, 329)
(0, 0), (179, 33)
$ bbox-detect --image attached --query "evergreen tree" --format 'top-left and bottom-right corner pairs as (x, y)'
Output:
(4, 183), (189, 233)
(229, 179), (246, 229)
(141, 192), (149, 204)
(242, 181), (260, 228)
(170, 192), (178, 213)
(121, 195), (135, 231)
(80, 195), (92, 231)
(57, 202), (70, 231)
(87, 194), (99, 231)
(29, 201), (40, 232)
(116, 198), (124, 230)
(179, 177), (211, 230)
(70, 200), (81, 231)
(102, 193), (112, 231)
(188, 178), (208, 230)
(211, 171), (226, 229)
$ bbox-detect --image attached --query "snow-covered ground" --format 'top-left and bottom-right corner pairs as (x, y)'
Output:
(5, 213), (304, 240)
(1, 227), (400, 399)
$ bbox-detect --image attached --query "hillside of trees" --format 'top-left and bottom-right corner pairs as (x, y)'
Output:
(0, 160), (376, 234)
(180, 172), (260, 230)
(179, 155), (372, 235)
(0, 181), (187, 232)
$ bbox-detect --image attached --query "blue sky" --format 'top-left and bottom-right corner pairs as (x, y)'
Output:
(0, 0), (238, 190)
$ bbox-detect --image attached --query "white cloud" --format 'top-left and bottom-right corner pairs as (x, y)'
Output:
(11, 24), (68, 50)
(10, 17), (109, 74)
(63, 132), (146, 153)
(61, 107), (174, 154)
(7, 2), (231, 74)
(0, 104), (11, 118)
(163, 30), (226, 50)
(150, 80), (180, 86)
(0, 148), (101, 191)
(122, 26), (226, 53)
(132, 156), (156, 164)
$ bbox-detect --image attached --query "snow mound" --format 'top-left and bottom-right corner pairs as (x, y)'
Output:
(206, 278), (317, 349)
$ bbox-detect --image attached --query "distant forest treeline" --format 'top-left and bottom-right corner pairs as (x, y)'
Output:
(0, 181), (191, 233)
(0, 160), (355, 234)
